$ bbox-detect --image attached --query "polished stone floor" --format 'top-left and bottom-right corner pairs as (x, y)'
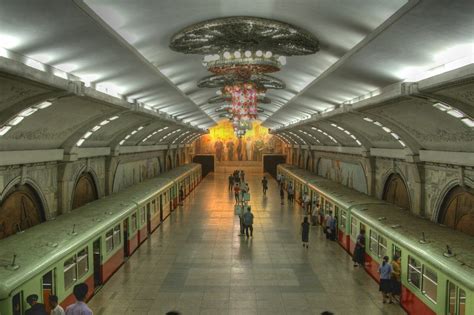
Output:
(89, 173), (406, 315)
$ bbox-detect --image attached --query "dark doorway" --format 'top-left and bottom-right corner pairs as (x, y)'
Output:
(123, 218), (129, 257)
(42, 269), (55, 313)
(159, 195), (163, 221)
(12, 291), (22, 315)
(93, 238), (102, 289)
(263, 155), (287, 178)
(192, 155), (214, 177)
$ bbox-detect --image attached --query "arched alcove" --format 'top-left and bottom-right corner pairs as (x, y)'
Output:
(438, 186), (474, 236)
(306, 156), (312, 171)
(72, 172), (98, 210)
(157, 157), (163, 173)
(0, 184), (45, 239)
(383, 173), (410, 210)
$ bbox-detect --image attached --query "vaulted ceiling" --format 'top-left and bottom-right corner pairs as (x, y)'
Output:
(0, 0), (472, 131)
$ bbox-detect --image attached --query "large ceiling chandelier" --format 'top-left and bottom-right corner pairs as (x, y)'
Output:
(170, 16), (319, 136)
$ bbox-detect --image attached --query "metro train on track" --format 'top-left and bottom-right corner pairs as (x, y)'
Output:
(0, 164), (201, 315)
(278, 164), (473, 315)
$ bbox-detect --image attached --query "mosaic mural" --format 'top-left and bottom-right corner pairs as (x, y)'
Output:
(317, 158), (368, 194)
(194, 120), (283, 162)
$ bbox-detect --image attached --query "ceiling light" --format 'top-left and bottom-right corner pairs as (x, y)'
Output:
(433, 102), (450, 111)
(223, 51), (231, 59)
(18, 107), (38, 117)
(461, 118), (474, 127)
(100, 120), (110, 126)
(330, 123), (337, 127)
(447, 109), (464, 118)
(91, 125), (101, 132)
(244, 50), (252, 58)
(109, 116), (119, 121)
(83, 131), (93, 139)
(234, 51), (241, 58)
(278, 56), (286, 65)
(76, 138), (85, 146)
(363, 117), (373, 122)
(382, 127), (391, 133)
(373, 121), (382, 126)
(0, 125), (12, 136)
(391, 132), (400, 140)
(119, 140), (125, 145)
(265, 51), (272, 58)
(36, 101), (53, 109)
(8, 116), (24, 126)
(256, 50), (263, 57)
(356, 140), (361, 146)
(398, 140), (406, 147)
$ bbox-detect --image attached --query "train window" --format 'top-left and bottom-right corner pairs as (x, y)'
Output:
(152, 200), (156, 214)
(131, 212), (137, 232)
(351, 218), (358, 238)
(369, 230), (378, 254)
(12, 291), (22, 315)
(422, 266), (438, 303)
(459, 288), (466, 315)
(105, 229), (114, 253)
(64, 257), (77, 289)
(77, 247), (89, 279)
(408, 256), (422, 289)
(378, 236), (387, 258)
(140, 207), (146, 225)
(392, 245), (402, 260)
(340, 210), (347, 229)
(113, 225), (121, 246)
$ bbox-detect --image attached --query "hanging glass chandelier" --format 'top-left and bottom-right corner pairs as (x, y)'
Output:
(169, 16), (319, 136)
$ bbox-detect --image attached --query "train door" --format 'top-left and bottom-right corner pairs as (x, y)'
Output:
(12, 291), (23, 315)
(93, 238), (102, 289)
(41, 269), (56, 313)
(146, 203), (151, 233)
(123, 218), (129, 257)
(159, 194), (163, 221)
(447, 281), (466, 315)
(169, 188), (173, 212)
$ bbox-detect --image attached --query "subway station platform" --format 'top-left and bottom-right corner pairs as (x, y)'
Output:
(89, 173), (406, 315)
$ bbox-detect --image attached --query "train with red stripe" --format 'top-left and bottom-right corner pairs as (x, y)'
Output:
(278, 164), (473, 315)
(0, 164), (201, 315)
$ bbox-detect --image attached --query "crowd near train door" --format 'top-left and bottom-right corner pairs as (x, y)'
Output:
(123, 218), (129, 257)
(93, 238), (102, 289)
(42, 269), (56, 313)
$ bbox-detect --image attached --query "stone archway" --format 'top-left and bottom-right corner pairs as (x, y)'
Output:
(382, 173), (410, 210)
(72, 172), (98, 210)
(438, 186), (474, 236)
(0, 184), (45, 239)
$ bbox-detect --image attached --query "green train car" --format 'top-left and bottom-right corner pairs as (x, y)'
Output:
(278, 164), (473, 315)
(0, 164), (201, 315)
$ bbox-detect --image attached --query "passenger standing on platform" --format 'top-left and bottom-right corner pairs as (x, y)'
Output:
(277, 173), (281, 186)
(179, 186), (184, 205)
(228, 174), (234, 191)
(234, 184), (241, 204)
(239, 204), (246, 236)
(329, 214), (337, 241)
(391, 255), (402, 302)
(287, 183), (294, 203)
(324, 212), (332, 239)
(302, 192), (310, 213)
(49, 295), (65, 315)
(379, 256), (394, 304)
(25, 294), (47, 315)
(352, 229), (366, 267)
(65, 283), (92, 315)
(301, 216), (310, 248)
(243, 207), (254, 237)
(280, 186), (284, 205)
(261, 176), (268, 195)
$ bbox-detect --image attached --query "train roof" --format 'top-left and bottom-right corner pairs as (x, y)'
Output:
(352, 203), (474, 291)
(278, 164), (382, 209)
(0, 164), (200, 300)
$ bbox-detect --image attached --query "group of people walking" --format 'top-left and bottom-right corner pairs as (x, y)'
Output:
(25, 283), (92, 315)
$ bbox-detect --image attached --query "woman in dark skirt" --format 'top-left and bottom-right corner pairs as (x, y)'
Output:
(352, 229), (366, 267)
(391, 255), (402, 301)
(301, 216), (310, 248)
(379, 256), (394, 303)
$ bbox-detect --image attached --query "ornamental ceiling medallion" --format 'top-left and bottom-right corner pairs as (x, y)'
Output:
(170, 16), (319, 136)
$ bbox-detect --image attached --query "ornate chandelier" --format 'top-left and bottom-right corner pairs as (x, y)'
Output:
(169, 16), (319, 136)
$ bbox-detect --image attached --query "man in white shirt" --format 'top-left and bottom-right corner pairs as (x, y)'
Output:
(49, 295), (65, 315)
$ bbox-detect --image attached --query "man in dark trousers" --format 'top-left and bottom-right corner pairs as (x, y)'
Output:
(261, 176), (268, 195)
(25, 294), (47, 315)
